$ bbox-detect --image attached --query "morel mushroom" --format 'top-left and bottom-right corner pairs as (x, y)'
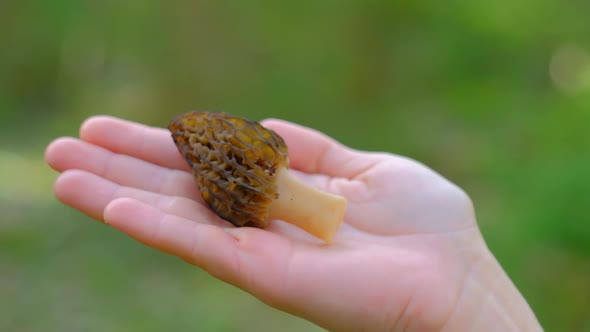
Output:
(168, 111), (347, 243)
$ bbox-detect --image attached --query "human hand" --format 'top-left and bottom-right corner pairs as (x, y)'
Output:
(45, 116), (542, 331)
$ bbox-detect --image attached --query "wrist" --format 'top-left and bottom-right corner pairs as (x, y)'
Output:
(442, 249), (543, 332)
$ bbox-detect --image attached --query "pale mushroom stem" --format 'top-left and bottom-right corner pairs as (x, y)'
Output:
(268, 168), (347, 243)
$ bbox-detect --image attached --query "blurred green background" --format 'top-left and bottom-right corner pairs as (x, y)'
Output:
(1, 1), (589, 331)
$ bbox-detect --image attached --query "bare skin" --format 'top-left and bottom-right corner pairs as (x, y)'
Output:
(45, 116), (543, 331)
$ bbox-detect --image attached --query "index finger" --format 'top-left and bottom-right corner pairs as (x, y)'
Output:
(80, 116), (191, 171)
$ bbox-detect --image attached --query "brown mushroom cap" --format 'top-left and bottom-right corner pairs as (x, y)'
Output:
(168, 111), (347, 242)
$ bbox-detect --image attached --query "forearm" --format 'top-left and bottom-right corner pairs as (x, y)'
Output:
(443, 251), (543, 331)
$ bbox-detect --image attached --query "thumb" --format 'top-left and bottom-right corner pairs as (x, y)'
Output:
(261, 119), (377, 179)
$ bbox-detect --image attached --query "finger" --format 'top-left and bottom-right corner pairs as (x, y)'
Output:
(104, 197), (301, 311)
(103, 198), (240, 276)
(54, 170), (224, 225)
(45, 137), (200, 200)
(79, 115), (190, 171)
(261, 119), (383, 179)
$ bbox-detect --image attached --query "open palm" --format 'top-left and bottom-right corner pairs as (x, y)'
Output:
(46, 116), (495, 331)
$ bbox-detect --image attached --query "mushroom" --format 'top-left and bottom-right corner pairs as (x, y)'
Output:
(168, 111), (347, 243)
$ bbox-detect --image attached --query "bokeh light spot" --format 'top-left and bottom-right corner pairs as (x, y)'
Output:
(549, 44), (590, 95)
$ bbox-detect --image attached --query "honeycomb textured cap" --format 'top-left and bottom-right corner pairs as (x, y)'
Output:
(168, 111), (289, 228)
